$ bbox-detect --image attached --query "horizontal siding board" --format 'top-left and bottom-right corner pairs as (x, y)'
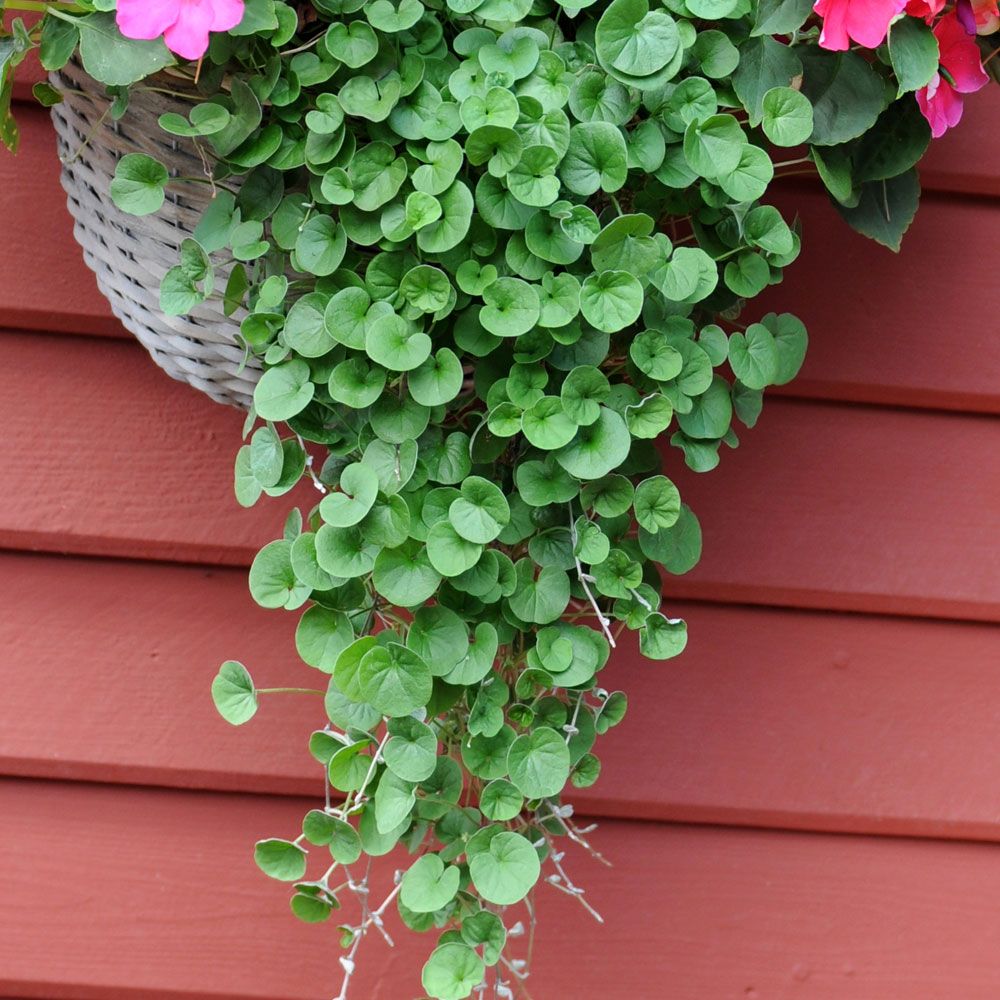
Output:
(0, 331), (294, 565)
(5, 111), (1000, 413)
(765, 188), (1000, 415)
(3, 550), (1000, 841)
(2, 332), (998, 620)
(0, 110), (121, 337)
(666, 397), (1000, 622)
(7, 779), (1000, 998)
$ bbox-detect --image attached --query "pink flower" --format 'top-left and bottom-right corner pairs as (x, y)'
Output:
(117, 0), (245, 61)
(814, 0), (907, 50)
(916, 12), (989, 137)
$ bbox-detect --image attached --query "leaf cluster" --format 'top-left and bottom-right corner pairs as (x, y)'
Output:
(11, 0), (971, 994)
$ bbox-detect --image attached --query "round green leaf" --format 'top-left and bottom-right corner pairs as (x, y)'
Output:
(373, 538), (442, 606)
(761, 86), (814, 147)
(422, 942), (486, 1000)
(254, 838), (307, 881)
(448, 476), (510, 544)
(211, 660), (257, 725)
(507, 726), (571, 799)
(253, 360), (315, 421)
(633, 475), (681, 533)
(480, 277), (541, 338)
(365, 313), (432, 371)
(384, 716), (439, 781)
(479, 779), (524, 821)
(320, 462), (380, 527)
(109, 153), (168, 215)
(249, 540), (311, 609)
(468, 830), (541, 905)
(579, 270), (643, 333)
(359, 642), (433, 717)
(295, 607), (355, 672)
(555, 406), (631, 479)
(401, 854), (461, 913)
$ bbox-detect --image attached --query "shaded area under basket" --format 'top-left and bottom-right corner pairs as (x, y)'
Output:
(50, 60), (259, 408)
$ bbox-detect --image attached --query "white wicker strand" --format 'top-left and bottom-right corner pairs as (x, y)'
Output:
(49, 60), (260, 408)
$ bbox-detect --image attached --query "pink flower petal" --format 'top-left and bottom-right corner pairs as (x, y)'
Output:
(845, 0), (907, 47)
(116, 0), (180, 41)
(816, 0), (906, 50)
(916, 74), (966, 136)
(815, 0), (852, 49)
(209, 0), (246, 31)
(163, 0), (216, 60)
(936, 12), (990, 92)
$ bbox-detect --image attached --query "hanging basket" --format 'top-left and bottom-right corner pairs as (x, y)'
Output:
(49, 60), (259, 408)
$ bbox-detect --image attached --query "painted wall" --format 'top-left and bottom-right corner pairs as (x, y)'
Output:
(1, 84), (999, 999)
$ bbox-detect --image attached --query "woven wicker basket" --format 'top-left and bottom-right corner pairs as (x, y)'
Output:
(50, 60), (259, 408)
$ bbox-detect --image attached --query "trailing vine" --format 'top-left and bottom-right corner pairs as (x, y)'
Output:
(2, 0), (995, 995)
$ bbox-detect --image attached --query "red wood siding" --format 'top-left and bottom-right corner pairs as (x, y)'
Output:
(2, 85), (999, 1000)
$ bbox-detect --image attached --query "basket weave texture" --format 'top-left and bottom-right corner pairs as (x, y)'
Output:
(50, 60), (259, 408)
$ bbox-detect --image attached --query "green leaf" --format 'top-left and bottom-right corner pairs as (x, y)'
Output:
(480, 277), (541, 338)
(480, 779), (524, 821)
(579, 271), (643, 333)
(325, 19), (379, 67)
(560, 122), (629, 196)
(401, 854), (461, 913)
(507, 562), (571, 625)
(639, 612), (688, 659)
(836, 170), (920, 252)
(359, 642), (433, 716)
(211, 660), (258, 725)
(633, 476), (681, 533)
(409, 348), (464, 407)
(295, 607), (355, 672)
(320, 463), (380, 527)
(729, 323), (779, 389)
(595, 0), (681, 84)
(284, 292), (334, 358)
(468, 830), (541, 905)
(249, 540), (311, 610)
(365, 313), (432, 371)
(407, 606), (469, 673)
(800, 49), (887, 147)
(461, 910), (507, 966)
(109, 154), (168, 216)
(683, 114), (746, 179)
(751, 0), (813, 35)
(507, 727), (571, 799)
(732, 35), (802, 126)
(384, 716), (439, 781)
(888, 16), (939, 96)
(555, 406), (631, 479)
(295, 216), (346, 276)
(638, 503), (702, 573)
(254, 360), (315, 421)
(676, 376), (733, 440)
(254, 838), (307, 881)
(76, 12), (174, 87)
(851, 99), (931, 183)
(422, 943), (486, 1000)
(449, 477), (510, 543)
(761, 87), (814, 147)
(374, 768), (416, 832)
(373, 539), (442, 606)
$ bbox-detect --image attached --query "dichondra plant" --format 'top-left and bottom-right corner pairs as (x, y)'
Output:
(2, 0), (996, 995)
